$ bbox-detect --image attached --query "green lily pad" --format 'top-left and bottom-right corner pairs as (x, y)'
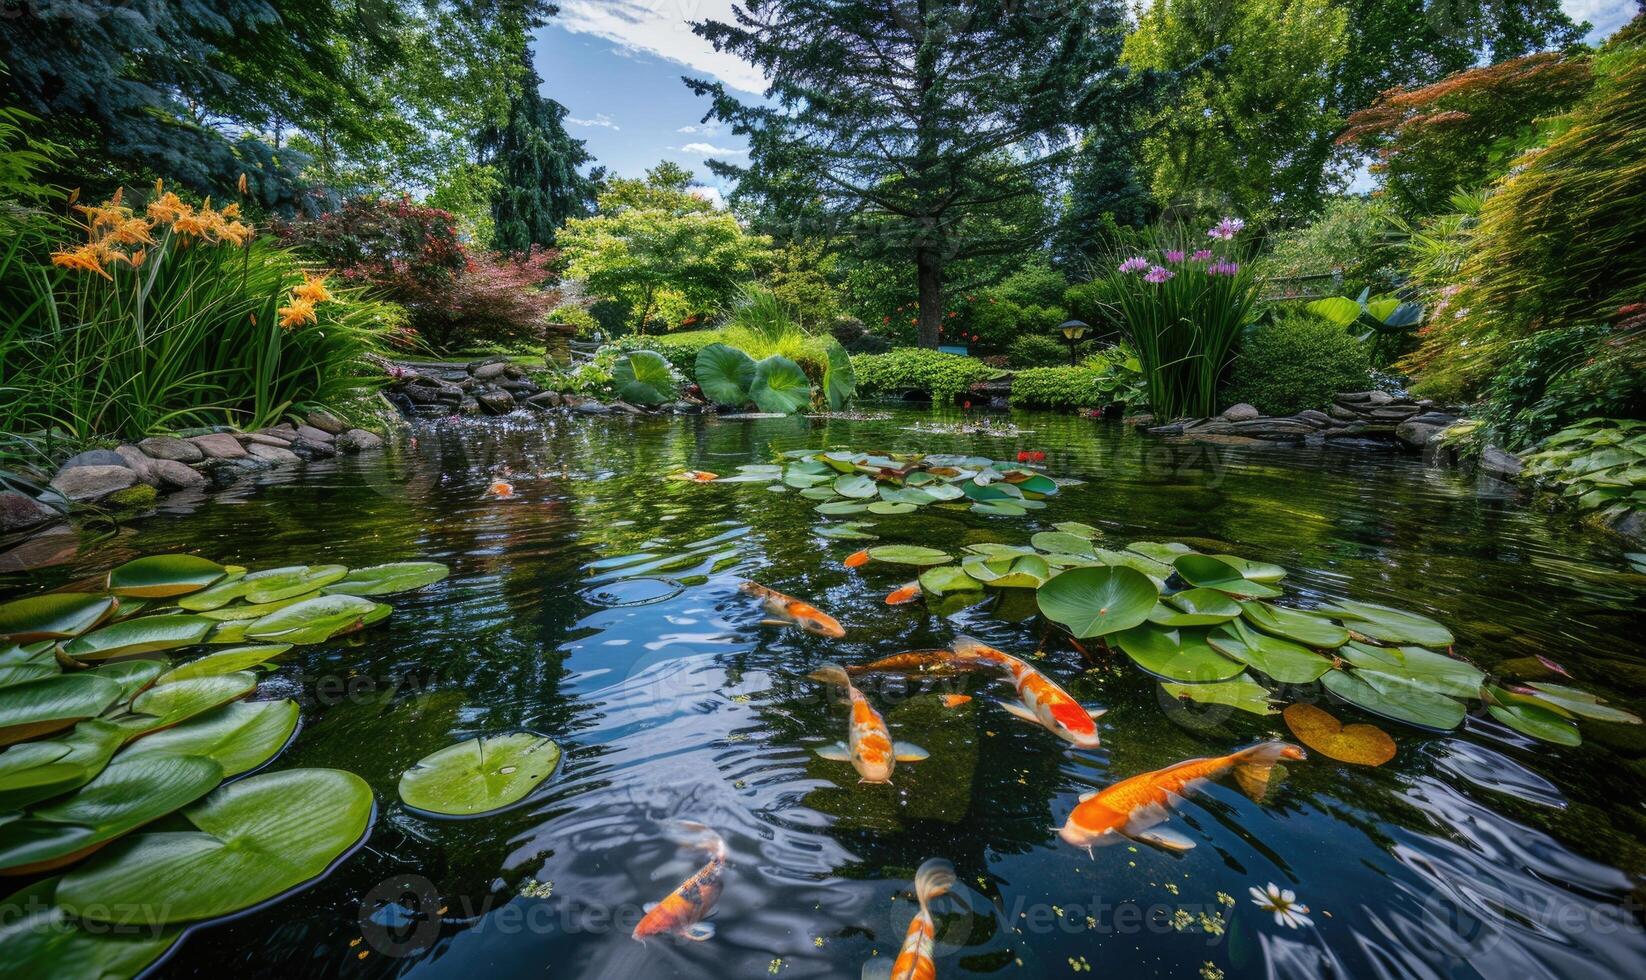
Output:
(921, 483), (965, 501)
(918, 566), (984, 596)
(1320, 599), (1454, 647)
(0, 675), (125, 746)
(816, 500), (871, 516)
(1173, 555), (1284, 598)
(877, 485), (936, 506)
(0, 642), (58, 687)
(866, 545), (953, 567)
(786, 471), (831, 490)
(175, 571), (253, 610)
(1484, 686), (1580, 745)
(106, 554), (225, 599)
(242, 565), (348, 604)
(1207, 621), (1333, 684)
(196, 596), (307, 622)
(0, 878), (181, 978)
(867, 501), (917, 515)
(1036, 565), (1158, 638)
(816, 523), (878, 541)
(60, 615), (214, 661)
(1009, 473), (1058, 496)
(1030, 531), (1096, 557)
(1239, 602), (1349, 649)
(1159, 674), (1278, 716)
(57, 768), (374, 925)
(965, 543), (1037, 559)
(1212, 555), (1288, 583)
(398, 732), (561, 817)
(1112, 624), (1245, 682)
(1093, 549), (1173, 589)
(0, 720), (124, 811)
(1052, 522), (1101, 539)
(0, 754), (224, 874)
(1321, 668), (1465, 730)
(962, 554), (1052, 589)
(110, 672), (257, 742)
(1165, 588), (1242, 620)
(121, 699), (300, 777)
(1127, 541), (1194, 564)
(0, 594), (117, 644)
(800, 486), (842, 500)
(244, 595), (388, 644)
(1338, 642), (1484, 699)
(834, 474), (878, 498)
(156, 645), (294, 685)
(1524, 683), (1642, 724)
(970, 501), (1028, 517)
(88, 660), (164, 701)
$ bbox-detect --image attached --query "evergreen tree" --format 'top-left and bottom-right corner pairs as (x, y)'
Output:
(480, 43), (599, 253)
(688, 0), (1157, 348)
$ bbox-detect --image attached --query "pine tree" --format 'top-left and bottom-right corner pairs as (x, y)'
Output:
(480, 44), (599, 253)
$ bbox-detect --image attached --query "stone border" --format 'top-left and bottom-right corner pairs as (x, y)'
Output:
(1135, 390), (1461, 447)
(0, 409), (389, 535)
(381, 355), (708, 419)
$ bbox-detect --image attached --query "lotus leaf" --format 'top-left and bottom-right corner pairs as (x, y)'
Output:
(1092, 549), (1173, 589)
(1036, 565), (1158, 638)
(749, 355), (811, 414)
(399, 733), (561, 817)
(196, 596), (306, 622)
(823, 341), (856, 409)
(970, 501), (1027, 517)
(612, 350), (677, 405)
(106, 555), (225, 598)
(1126, 541), (1194, 564)
(0, 594), (117, 644)
(176, 571), (254, 610)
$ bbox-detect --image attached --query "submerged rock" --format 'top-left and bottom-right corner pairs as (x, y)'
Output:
(0, 491), (58, 531)
(149, 457), (207, 489)
(476, 389), (516, 414)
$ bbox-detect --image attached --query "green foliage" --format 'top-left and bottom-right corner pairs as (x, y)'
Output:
(749, 355), (813, 413)
(547, 303), (598, 335)
(1480, 321), (1646, 451)
(610, 350), (678, 406)
(1010, 348), (1146, 410)
(1521, 419), (1646, 524)
(850, 349), (996, 404)
(1006, 335), (1069, 369)
(1225, 312), (1371, 416)
(608, 331), (727, 376)
(766, 241), (844, 331)
(1123, 0), (1349, 225)
(427, 163), (502, 249)
(694, 343), (759, 406)
(725, 285), (801, 343)
(478, 46), (598, 252)
(1260, 197), (1403, 296)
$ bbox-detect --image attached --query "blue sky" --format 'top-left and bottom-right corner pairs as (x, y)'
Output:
(534, 0), (1636, 204)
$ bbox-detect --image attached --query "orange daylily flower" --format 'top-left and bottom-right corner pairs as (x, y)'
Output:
(51, 245), (113, 280)
(278, 296), (318, 330)
(292, 272), (332, 304)
(237, 172), (249, 195)
(102, 216), (155, 247)
(147, 192), (191, 226)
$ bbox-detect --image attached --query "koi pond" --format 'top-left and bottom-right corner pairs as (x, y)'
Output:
(5, 407), (1646, 979)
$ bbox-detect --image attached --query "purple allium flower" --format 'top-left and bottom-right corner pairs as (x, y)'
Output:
(1208, 217), (1246, 241)
(1165, 250), (1185, 263)
(1144, 265), (1174, 284)
(1118, 256), (1149, 274)
(1191, 249), (1213, 262)
(1208, 260), (1241, 277)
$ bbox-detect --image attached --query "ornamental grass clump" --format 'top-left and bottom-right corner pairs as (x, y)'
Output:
(1098, 217), (1260, 420)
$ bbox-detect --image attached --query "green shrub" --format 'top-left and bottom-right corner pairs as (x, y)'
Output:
(610, 331), (725, 375)
(548, 303), (598, 336)
(1006, 334), (1068, 368)
(1009, 367), (1107, 409)
(1260, 197), (1403, 296)
(1480, 320), (1646, 450)
(1225, 312), (1371, 416)
(1522, 418), (1646, 523)
(850, 348), (995, 402)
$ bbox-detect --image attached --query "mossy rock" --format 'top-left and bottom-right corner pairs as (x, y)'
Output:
(104, 484), (159, 510)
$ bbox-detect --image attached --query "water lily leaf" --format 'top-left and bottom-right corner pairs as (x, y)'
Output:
(877, 485), (936, 506)
(245, 595), (387, 644)
(970, 501), (1027, 517)
(867, 501), (917, 515)
(867, 545), (952, 567)
(196, 596), (306, 622)
(1165, 588), (1242, 620)
(0, 720), (124, 811)
(965, 543), (1037, 559)
(1112, 624), (1245, 682)
(1321, 668), (1465, 730)
(175, 571), (253, 610)
(0, 675), (125, 746)
(823, 340), (856, 410)
(0, 878), (182, 977)
(1524, 683), (1642, 724)
(695, 343), (757, 406)
(1159, 674), (1277, 715)
(61, 615), (214, 661)
(321, 562), (450, 598)
(122, 700), (301, 777)
(157, 645), (294, 685)
(398, 732), (561, 817)
(922, 483), (965, 501)
(0, 642), (58, 687)
(963, 554), (1051, 589)
(785, 470), (830, 489)
(612, 350), (676, 406)
(1031, 531), (1095, 557)
(1484, 687), (1580, 746)
(800, 486), (841, 500)
(1092, 549), (1173, 589)
(1053, 522), (1101, 540)
(816, 500), (871, 515)
(1036, 565), (1158, 638)
(1207, 621), (1333, 684)
(0, 594), (117, 644)
(88, 660), (164, 701)
(834, 474), (878, 498)
(57, 768), (374, 925)
(1338, 642), (1483, 698)
(1213, 555), (1288, 583)
(1173, 555), (1283, 598)
(820, 451), (863, 473)
(110, 672), (257, 742)
(1012, 474), (1058, 496)
(963, 480), (1022, 502)
(0, 755), (224, 875)
(816, 523), (878, 541)
(918, 565), (983, 596)
(1320, 599), (1454, 647)
(749, 354), (812, 414)
(1127, 541), (1194, 564)
(1239, 602), (1349, 649)
(1283, 703), (1395, 766)
(243, 565), (348, 604)
(1147, 601), (1237, 628)
(106, 554), (225, 599)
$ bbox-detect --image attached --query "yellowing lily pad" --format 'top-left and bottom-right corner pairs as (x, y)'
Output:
(1282, 703), (1395, 766)
(106, 555), (225, 599)
(0, 594), (117, 644)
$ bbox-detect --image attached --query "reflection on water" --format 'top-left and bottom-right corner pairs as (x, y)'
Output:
(9, 408), (1646, 979)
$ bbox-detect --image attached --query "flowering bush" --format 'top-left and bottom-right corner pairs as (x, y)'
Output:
(1098, 217), (1260, 419)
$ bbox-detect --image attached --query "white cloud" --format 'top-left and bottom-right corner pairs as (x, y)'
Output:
(691, 186), (727, 209)
(567, 113), (621, 131)
(557, 0), (769, 94)
(678, 123), (722, 135)
(676, 142), (747, 156)
(1563, 0), (1634, 41)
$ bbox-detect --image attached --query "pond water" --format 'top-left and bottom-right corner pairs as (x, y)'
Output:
(11, 407), (1646, 979)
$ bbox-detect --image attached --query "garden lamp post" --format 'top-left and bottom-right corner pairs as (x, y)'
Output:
(1058, 320), (1089, 366)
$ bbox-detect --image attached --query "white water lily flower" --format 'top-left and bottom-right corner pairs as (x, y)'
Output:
(1249, 882), (1312, 929)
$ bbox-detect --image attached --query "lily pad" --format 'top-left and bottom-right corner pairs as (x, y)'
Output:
(1283, 703), (1395, 766)
(1112, 624), (1245, 682)
(1036, 565), (1158, 638)
(244, 595), (388, 644)
(398, 733), (561, 817)
(1159, 674), (1277, 716)
(1484, 686), (1581, 745)
(0, 675), (125, 746)
(89, 660), (164, 701)
(823, 340), (856, 409)
(175, 571), (253, 610)
(1127, 541), (1194, 564)
(0, 643), (58, 687)
(970, 501), (1027, 517)
(57, 768), (374, 925)
(111, 671), (258, 743)
(1052, 522), (1101, 539)
(0, 755), (224, 874)
(1320, 599), (1454, 647)
(1173, 555), (1284, 598)
(242, 565), (348, 604)
(156, 645), (294, 685)
(1524, 683), (1642, 724)
(121, 699), (300, 777)
(1165, 588), (1242, 620)
(816, 500), (871, 516)
(866, 545), (953, 567)
(1239, 602), (1350, 649)
(1211, 555), (1288, 583)
(196, 596), (307, 622)
(918, 566), (983, 596)
(1030, 531), (1096, 557)
(1337, 642), (1483, 699)
(834, 474), (878, 498)
(1207, 621), (1333, 684)
(749, 354), (811, 414)
(0, 594), (117, 644)
(816, 523), (878, 542)
(1093, 549), (1174, 589)
(0, 878), (181, 978)
(106, 554), (225, 599)
(1321, 668), (1465, 730)
(695, 343), (757, 406)
(867, 501), (917, 515)
(0, 720), (124, 811)
(962, 554), (1051, 589)
(60, 615), (215, 661)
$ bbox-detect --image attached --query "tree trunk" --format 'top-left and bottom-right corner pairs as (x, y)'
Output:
(916, 248), (943, 349)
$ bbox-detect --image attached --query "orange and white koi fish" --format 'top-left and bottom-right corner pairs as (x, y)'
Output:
(808, 663), (928, 784)
(740, 581), (845, 638)
(885, 581), (922, 605)
(844, 549), (871, 568)
(487, 480), (515, 499)
(1059, 741), (1306, 855)
(864, 858), (956, 980)
(632, 822), (726, 943)
(845, 651), (979, 677)
(670, 470), (719, 482)
(945, 636), (1103, 749)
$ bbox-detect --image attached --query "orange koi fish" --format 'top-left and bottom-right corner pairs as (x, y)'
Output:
(670, 470), (719, 482)
(945, 636), (1103, 749)
(940, 695), (972, 708)
(809, 663), (928, 784)
(1059, 741), (1306, 855)
(632, 822), (726, 943)
(845, 651), (979, 677)
(885, 581), (922, 605)
(740, 581), (845, 638)
(863, 859), (956, 980)
(844, 549), (871, 568)
(487, 480), (515, 499)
